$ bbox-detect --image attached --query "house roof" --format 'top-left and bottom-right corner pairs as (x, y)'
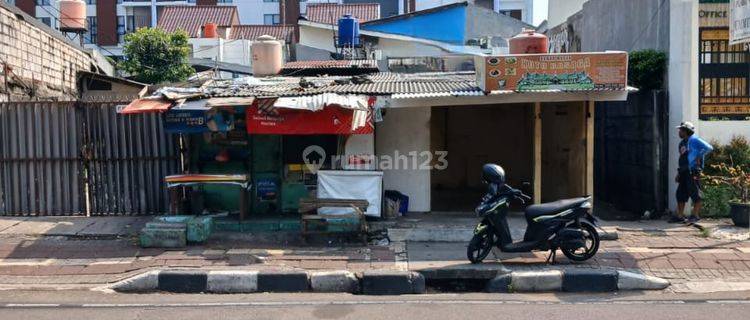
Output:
(158, 6), (240, 37)
(228, 25), (296, 42)
(361, 1), (466, 27)
(305, 3), (381, 25)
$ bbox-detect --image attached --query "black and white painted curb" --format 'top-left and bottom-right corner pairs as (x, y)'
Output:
(110, 270), (424, 295)
(485, 270), (670, 293)
(110, 269), (668, 294)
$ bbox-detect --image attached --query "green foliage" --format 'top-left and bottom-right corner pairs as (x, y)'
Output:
(700, 184), (732, 218)
(119, 28), (195, 84)
(628, 50), (667, 90)
(704, 136), (750, 175)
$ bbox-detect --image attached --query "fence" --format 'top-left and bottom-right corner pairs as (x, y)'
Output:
(0, 101), (179, 216)
(594, 90), (669, 217)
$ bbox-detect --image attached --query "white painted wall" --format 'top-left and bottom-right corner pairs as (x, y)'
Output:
(667, 0), (699, 212)
(375, 107), (432, 212)
(189, 38), (253, 67)
(416, 0), (533, 24)
(546, 0), (586, 27)
(231, 0), (280, 25)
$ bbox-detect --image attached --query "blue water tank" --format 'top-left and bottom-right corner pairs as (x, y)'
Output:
(337, 15), (360, 47)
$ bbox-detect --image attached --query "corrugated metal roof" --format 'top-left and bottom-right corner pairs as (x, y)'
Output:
(284, 60), (378, 69)
(158, 6), (240, 37)
(228, 25), (296, 42)
(305, 3), (380, 25)
(281, 60), (380, 76)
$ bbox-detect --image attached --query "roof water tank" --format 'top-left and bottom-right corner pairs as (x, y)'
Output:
(509, 29), (549, 54)
(58, 0), (87, 32)
(252, 35), (283, 77)
(203, 23), (218, 38)
(337, 15), (360, 47)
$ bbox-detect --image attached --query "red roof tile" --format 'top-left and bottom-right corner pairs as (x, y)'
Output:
(228, 25), (296, 42)
(305, 3), (380, 25)
(158, 6), (240, 37)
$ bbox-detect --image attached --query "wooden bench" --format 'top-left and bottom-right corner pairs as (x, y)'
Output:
(299, 198), (369, 244)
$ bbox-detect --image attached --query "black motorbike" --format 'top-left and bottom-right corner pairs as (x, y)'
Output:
(467, 164), (600, 264)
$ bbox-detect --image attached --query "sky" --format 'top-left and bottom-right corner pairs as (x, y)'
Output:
(533, 0), (549, 26)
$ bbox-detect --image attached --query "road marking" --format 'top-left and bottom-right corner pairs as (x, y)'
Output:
(0, 299), (748, 309)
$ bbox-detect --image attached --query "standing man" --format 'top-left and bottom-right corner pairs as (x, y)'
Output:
(670, 121), (714, 223)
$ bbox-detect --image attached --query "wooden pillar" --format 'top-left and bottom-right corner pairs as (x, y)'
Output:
(585, 101), (595, 204)
(533, 102), (542, 204)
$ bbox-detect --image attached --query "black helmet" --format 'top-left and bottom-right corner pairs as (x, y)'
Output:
(482, 164), (505, 184)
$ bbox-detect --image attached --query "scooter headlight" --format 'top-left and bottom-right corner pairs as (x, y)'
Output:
(580, 201), (592, 209)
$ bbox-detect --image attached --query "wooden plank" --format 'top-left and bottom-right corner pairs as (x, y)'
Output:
(532, 102), (542, 204)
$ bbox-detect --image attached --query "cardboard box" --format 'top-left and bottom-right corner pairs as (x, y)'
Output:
(475, 52), (628, 92)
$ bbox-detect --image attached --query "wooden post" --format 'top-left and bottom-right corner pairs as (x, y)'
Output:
(533, 102), (542, 204)
(586, 101), (595, 204)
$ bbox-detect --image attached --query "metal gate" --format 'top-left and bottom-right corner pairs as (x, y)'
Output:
(594, 91), (669, 217)
(0, 101), (179, 216)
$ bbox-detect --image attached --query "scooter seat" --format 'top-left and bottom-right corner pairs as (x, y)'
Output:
(525, 197), (589, 220)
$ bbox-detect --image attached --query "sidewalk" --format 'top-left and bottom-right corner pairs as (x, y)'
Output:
(0, 215), (748, 293)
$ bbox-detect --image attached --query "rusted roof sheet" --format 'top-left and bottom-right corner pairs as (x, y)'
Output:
(158, 6), (240, 37)
(305, 3), (380, 25)
(119, 98), (173, 114)
(228, 25), (296, 42)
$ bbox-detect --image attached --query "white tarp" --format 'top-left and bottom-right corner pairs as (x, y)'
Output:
(731, 0), (750, 45)
(317, 170), (383, 217)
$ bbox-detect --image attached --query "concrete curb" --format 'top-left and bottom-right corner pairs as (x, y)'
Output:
(486, 270), (670, 293)
(110, 268), (668, 294)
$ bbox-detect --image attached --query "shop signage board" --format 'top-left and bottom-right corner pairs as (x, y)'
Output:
(475, 52), (628, 92)
(246, 105), (373, 135)
(164, 101), (235, 133)
(730, 0), (750, 44)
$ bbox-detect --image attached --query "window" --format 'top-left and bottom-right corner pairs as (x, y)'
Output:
(263, 14), (280, 25)
(217, 0), (232, 3)
(36, 0), (50, 5)
(263, 0), (279, 2)
(698, 27), (750, 119)
(85, 0), (95, 4)
(38, 17), (51, 27)
(499, 10), (522, 20)
(85, 16), (97, 44)
(117, 16), (126, 43)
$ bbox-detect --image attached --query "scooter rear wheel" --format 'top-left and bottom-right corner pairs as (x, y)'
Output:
(561, 222), (600, 262)
(467, 229), (495, 264)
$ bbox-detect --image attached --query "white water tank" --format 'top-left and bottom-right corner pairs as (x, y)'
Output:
(251, 35), (283, 77)
(58, 0), (87, 32)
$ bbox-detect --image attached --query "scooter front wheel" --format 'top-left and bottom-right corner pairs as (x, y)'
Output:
(467, 229), (495, 264)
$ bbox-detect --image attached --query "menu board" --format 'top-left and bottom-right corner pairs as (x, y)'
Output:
(476, 52), (628, 92)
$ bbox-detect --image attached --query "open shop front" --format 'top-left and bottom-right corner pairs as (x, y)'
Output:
(164, 95), (378, 225)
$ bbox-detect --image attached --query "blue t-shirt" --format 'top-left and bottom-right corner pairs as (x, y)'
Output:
(678, 135), (714, 171)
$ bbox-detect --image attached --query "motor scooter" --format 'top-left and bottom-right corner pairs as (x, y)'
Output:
(468, 164), (600, 264)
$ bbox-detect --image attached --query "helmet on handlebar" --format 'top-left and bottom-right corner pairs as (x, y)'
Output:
(482, 164), (505, 184)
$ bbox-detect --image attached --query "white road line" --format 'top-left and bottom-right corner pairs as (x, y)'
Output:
(1, 299), (748, 309)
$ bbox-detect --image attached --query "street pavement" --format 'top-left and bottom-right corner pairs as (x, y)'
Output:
(0, 290), (748, 320)
(0, 215), (748, 294)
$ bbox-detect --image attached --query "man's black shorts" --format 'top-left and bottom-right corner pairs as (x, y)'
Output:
(676, 170), (702, 203)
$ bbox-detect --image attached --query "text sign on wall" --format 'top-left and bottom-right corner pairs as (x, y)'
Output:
(476, 52), (628, 92)
(731, 0), (750, 44)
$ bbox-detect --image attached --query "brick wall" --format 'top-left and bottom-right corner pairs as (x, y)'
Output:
(0, 3), (95, 101)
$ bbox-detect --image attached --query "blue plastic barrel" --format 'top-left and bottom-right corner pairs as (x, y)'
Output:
(337, 15), (360, 47)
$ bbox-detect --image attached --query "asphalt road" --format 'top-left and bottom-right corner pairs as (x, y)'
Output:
(0, 290), (748, 320)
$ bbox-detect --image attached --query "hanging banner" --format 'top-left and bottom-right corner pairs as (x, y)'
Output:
(475, 52), (628, 92)
(731, 0), (750, 44)
(246, 105), (373, 135)
(164, 100), (235, 133)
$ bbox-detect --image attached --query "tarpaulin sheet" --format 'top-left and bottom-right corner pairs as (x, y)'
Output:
(246, 105), (373, 135)
(317, 170), (383, 217)
(164, 99), (235, 133)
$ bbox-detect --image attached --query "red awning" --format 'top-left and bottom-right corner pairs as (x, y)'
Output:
(119, 98), (173, 114)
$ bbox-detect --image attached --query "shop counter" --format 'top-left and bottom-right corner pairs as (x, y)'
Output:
(165, 174), (251, 220)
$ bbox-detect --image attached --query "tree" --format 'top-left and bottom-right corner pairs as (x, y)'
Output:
(119, 28), (195, 84)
